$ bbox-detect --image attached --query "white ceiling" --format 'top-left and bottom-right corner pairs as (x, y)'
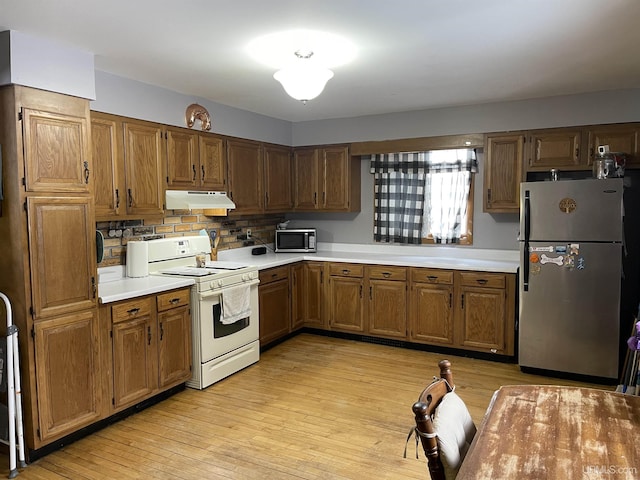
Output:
(2, 0), (640, 123)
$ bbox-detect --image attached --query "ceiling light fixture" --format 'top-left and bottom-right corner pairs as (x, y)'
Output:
(273, 50), (334, 103)
(247, 30), (356, 104)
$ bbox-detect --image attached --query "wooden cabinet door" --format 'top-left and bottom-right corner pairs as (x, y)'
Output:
(91, 113), (125, 218)
(264, 145), (293, 212)
(484, 134), (524, 212)
(34, 310), (102, 444)
(166, 127), (198, 188)
(456, 286), (505, 353)
(368, 279), (407, 338)
(112, 314), (156, 409)
(293, 148), (319, 210)
(322, 146), (351, 211)
(527, 129), (583, 169)
(22, 108), (91, 193)
(258, 276), (290, 345)
(305, 262), (325, 328)
(123, 120), (165, 215)
(586, 124), (640, 167)
(27, 196), (96, 319)
(227, 139), (264, 214)
(199, 134), (226, 190)
(328, 276), (364, 332)
(410, 283), (454, 345)
(157, 305), (192, 388)
(290, 263), (305, 331)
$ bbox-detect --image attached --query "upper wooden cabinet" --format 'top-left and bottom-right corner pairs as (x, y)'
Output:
(22, 107), (91, 193)
(91, 112), (166, 219)
(585, 123), (640, 168)
(123, 120), (166, 216)
(227, 138), (264, 215)
(166, 127), (226, 190)
(293, 145), (360, 212)
(483, 133), (524, 213)
(527, 128), (583, 170)
(264, 144), (293, 212)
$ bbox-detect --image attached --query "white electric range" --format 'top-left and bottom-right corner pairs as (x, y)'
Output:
(144, 236), (260, 389)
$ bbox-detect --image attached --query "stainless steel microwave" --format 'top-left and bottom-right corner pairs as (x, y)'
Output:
(275, 228), (317, 253)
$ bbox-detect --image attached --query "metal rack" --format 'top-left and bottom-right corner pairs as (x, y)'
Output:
(0, 293), (25, 478)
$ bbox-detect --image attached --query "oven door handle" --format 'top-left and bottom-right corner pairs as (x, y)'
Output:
(197, 279), (259, 301)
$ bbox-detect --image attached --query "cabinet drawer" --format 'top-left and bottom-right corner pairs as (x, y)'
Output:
(367, 265), (407, 281)
(410, 268), (453, 285)
(157, 288), (191, 312)
(458, 272), (506, 289)
(329, 263), (364, 278)
(260, 265), (289, 284)
(112, 297), (153, 323)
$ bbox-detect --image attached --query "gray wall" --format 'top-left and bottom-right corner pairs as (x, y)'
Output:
(90, 71), (640, 252)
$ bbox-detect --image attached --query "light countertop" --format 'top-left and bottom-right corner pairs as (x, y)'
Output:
(98, 243), (519, 304)
(219, 242), (519, 274)
(98, 266), (195, 304)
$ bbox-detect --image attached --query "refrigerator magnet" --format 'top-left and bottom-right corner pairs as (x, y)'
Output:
(529, 252), (540, 263)
(555, 245), (567, 254)
(577, 257), (585, 270)
(530, 264), (541, 275)
(530, 245), (554, 252)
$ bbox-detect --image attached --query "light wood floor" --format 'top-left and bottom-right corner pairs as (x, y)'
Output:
(1, 334), (609, 479)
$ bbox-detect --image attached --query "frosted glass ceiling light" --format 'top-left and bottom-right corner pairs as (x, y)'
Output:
(273, 51), (334, 103)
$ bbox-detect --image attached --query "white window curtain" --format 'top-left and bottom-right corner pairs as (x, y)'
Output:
(421, 149), (477, 244)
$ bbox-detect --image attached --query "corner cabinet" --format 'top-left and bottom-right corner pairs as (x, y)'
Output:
(293, 145), (361, 212)
(483, 134), (524, 213)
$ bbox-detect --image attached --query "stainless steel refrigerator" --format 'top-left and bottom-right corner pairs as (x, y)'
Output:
(519, 178), (623, 379)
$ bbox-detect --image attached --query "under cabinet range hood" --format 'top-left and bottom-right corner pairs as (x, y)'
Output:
(165, 190), (236, 213)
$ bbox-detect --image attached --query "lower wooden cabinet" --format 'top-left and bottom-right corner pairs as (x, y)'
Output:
(409, 268), (454, 345)
(367, 266), (407, 338)
(257, 261), (516, 357)
(107, 288), (191, 412)
(410, 268), (515, 355)
(455, 271), (515, 355)
(33, 309), (102, 444)
(328, 263), (365, 333)
(259, 266), (291, 345)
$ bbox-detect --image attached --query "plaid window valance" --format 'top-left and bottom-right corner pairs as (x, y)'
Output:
(370, 149), (478, 174)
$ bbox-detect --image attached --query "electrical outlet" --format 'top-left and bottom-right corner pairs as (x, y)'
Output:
(246, 229), (251, 239)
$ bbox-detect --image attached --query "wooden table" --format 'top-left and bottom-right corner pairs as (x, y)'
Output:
(456, 385), (640, 479)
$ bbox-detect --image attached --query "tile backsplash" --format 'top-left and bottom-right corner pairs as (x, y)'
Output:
(97, 211), (284, 266)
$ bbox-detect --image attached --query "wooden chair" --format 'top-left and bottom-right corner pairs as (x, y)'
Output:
(410, 360), (476, 480)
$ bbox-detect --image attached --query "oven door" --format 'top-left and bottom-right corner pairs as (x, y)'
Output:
(197, 280), (259, 363)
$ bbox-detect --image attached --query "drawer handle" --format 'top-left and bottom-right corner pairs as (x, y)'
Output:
(382, 272), (391, 278)
(476, 279), (488, 285)
(127, 307), (140, 315)
(342, 269), (350, 275)
(169, 298), (180, 304)
(271, 273), (278, 278)
(427, 275), (438, 281)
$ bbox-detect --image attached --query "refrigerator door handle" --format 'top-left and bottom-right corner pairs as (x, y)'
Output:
(523, 190), (530, 292)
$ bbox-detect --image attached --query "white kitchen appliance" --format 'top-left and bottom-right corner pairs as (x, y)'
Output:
(142, 236), (260, 389)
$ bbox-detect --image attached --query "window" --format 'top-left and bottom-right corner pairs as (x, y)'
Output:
(370, 149), (477, 245)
